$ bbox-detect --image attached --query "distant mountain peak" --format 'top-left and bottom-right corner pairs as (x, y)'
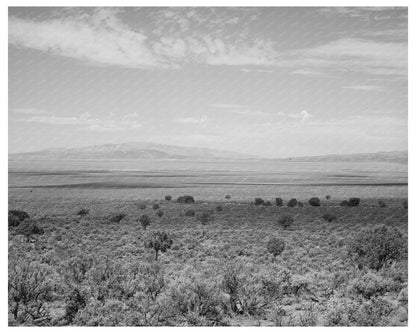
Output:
(10, 142), (260, 160)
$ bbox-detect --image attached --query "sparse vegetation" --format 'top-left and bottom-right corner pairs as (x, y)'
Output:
(348, 198), (360, 207)
(138, 203), (146, 210)
(308, 197), (321, 207)
(254, 198), (265, 206)
(8, 194), (408, 326)
(267, 237), (285, 261)
(156, 210), (164, 218)
(145, 231), (173, 261)
(177, 195), (195, 204)
(322, 213), (337, 222)
(275, 198), (283, 206)
(225, 195), (231, 200)
(139, 215), (151, 230)
(152, 203), (160, 210)
(287, 199), (297, 207)
(378, 200), (386, 208)
(216, 205), (223, 212)
(165, 196), (172, 201)
(76, 208), (89, 216)
(340, 200), (350, 207)
(184, 209), (196, 217)
(109, 213), (126, 223)
(278, 214), (294, 229)
(348, 224), (407, 270)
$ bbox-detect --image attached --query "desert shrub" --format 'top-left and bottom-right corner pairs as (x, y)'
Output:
(340, 200), (350, 207)
(278, 214), (294, 229)
(9, 209), (30, 226)
(308, 197), (321, 207)
(254, 198), (265, 206)
(348, 197), (360, 207)
(378, 200), (386, 208)
(156, 210), (164, 218)
(267, 237), (285, 260)
(275, 198), (283, 206)
(216, 205), (223, 212)
(76, 208), (89, 216)
(403, 199), (408, 209)
(8, 262), (54, 325)
(297, 202), (304, 208)
(152, 203), (160, 210)
(299, 303), (318, 326)
(221, 266), (266, 316)
(225, 195), (231, 200)
(139, 215), (151, 230)
(109, 213), (126, 223)
(169, 280), (225, 326)
(351, 272), (394, 299)
(8, 213), (21, 228)
(145, 231), (173, 261)
(15, 219), (44, 238)
(348, 224), (407, 270)
(184, 209), (196, 217)
(197, 211), (214, 225)
(138, 203), (146, 210)
(322, 213), (337, 222)
(177, 195), (195, 204)
(63, 288), (86, 324)
(287, 198), (297, 207)
(325, 195), (331, 200)
(165, 195), (172, 201)
(349, 297), (395, 326)
(264, 200), (272, 206)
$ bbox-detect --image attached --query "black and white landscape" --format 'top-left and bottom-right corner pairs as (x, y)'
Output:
(8, 7), (408, 327)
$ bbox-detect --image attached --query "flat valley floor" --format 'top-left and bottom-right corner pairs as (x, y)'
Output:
(8, 159), (408, 326)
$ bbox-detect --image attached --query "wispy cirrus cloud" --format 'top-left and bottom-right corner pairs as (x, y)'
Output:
(15, 112), (142, 132)
(175, 115), (208, 124)
(8, 8), (407, 77)
(343, 85), (383, 91)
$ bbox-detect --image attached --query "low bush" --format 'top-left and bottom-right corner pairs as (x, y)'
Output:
(197, 211), (214, 225)
(378, 200), (386, 208)
(157, 210), (164, 218)
(15, 219), (44, 238)
(152, 203), (160, 210)
(177, 195), (195, 204)
(325, 195), (331, 200)
(145, 231), (173, 261)
(287, 199), (297, 207)
(348, 224), (407, 270)
(351, 272), (394, 299)
(348, 198), (360, 207)
(323, 213), (337, 222)
(216, 205), (223, 212)
(139, 215), (151, 230)
(254, 198), (265, 206)
(165, 196), (172, 201)
(138, 203), (146, 210)
(184, 209), (196, 217)
(267, 237), (285, 260)
(403, 199), (408, 209)
(275, 198), (283, 206)
(8, 213), (21, 228)
(297, 202), (304, 208)
(278, 214), (294, 229)
(225, 195), (231, 200)
(264, 201), (272, 206)
(109, 213), (126, 223)
(9, 210), (30, 222)
(76, 208), (89, 216)
(308, 197), (321, 207)
(340, 200), (350, 207)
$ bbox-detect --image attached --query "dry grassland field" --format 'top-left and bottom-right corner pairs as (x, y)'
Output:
(8, 158), (408, 326)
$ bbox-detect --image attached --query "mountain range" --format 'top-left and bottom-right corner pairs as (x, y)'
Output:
(9, 142), (407, 163)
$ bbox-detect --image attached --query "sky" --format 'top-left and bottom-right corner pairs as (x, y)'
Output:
(8, 7), (408, 158)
